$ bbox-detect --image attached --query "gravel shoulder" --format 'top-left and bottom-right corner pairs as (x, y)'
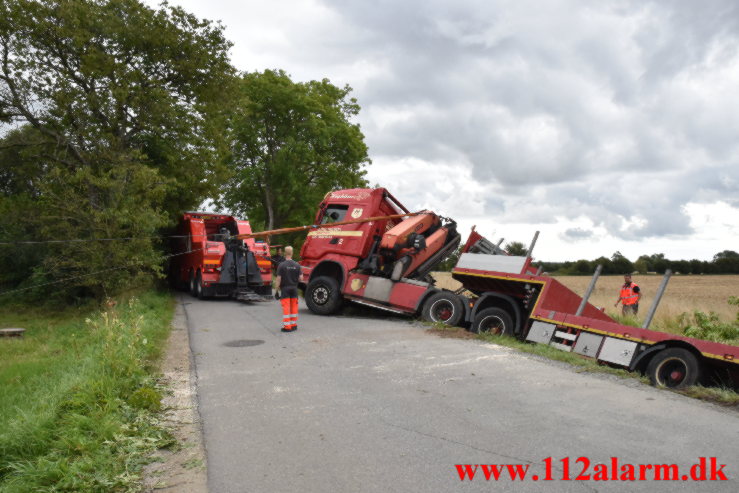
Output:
(142, 300), (207, 493)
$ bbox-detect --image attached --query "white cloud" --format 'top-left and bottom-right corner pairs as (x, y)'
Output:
(152, 0), (739, 260)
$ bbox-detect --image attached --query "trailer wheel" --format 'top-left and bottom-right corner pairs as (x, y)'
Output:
(305, 276), (343, 315)
(647, 348), (700, 389)
(472, 307), (514, 336)
(421, 292), (464, 326)
(195, 271), (207, 300)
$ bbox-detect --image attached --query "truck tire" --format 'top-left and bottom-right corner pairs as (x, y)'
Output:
(189, 270), (197, 297)
(195, 271), (207, 300)
(472, 307), (514, 336)
(646, 348), (700, 389)
(305, 276), (343, 315)
(421, 291), (464, 326)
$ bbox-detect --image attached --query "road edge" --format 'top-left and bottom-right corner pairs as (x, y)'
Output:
(142, 295), (208, 492)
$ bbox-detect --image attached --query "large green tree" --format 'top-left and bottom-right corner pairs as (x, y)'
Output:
(219, 70), (370, 234)
(0, 0), (235, 299)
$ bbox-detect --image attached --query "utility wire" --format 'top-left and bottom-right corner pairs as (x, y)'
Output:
(0, 232), (278, 245)
(0, 235), (194, 245)
(0, 248), (204, 297)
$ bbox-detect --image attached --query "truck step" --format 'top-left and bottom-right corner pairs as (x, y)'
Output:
(347, 297), (409, 315)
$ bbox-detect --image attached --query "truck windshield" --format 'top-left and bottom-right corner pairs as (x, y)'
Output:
(321, 205), (349, 224)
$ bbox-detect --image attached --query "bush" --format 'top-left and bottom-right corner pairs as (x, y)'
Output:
(128, 387), (163, 413)
(681, 297), (739, 345)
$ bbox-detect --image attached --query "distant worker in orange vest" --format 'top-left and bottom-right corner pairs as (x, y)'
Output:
(274, 246), (302, 332)
(614, 273), (641, 315)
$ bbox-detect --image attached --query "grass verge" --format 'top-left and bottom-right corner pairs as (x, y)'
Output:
(0, 290), (175, 492)
(426, 324), (739, 407)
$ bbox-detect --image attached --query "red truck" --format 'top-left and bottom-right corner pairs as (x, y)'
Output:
(299, 188), (739, 389)
(299, 187), (461, 316)
(170, 212), (272, 300)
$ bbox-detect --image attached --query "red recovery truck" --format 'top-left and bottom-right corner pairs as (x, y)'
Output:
(170, 212), (272, 301)
(299, 187), (462, 316)
(299, 188), (739, 389)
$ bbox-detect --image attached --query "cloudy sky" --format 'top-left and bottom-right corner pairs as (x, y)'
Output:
(155, 0), (738, 262)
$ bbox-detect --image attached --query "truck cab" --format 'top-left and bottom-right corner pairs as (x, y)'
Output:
(300, 188), (408, 287)
(299, 187), (460, 316)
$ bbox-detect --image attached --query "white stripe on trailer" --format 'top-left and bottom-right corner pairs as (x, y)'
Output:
(456, 253), (527, 274)
(554, 330), (577, 341)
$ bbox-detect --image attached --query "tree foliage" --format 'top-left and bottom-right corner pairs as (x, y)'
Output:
(610, 251), (634, 275)
(0, 0), (235, 299)
(505, 241), (527, 256)
(218, 69), (370, 235)
(539, 251), (739, 276)
(0, 0), (234, 200)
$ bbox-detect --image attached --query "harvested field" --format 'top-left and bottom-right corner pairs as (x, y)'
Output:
(431, 272), (739, 333)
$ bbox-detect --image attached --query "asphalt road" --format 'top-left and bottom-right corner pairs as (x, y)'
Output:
(181, 294), (739, 493)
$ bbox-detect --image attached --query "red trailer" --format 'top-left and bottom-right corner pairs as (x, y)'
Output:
(298, 188), (739, 389)
(450, 231), (739, 389)
(170, 212), (272, 301)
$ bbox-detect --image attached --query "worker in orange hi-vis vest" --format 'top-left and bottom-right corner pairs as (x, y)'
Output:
(274, 246), (302, 333)
(614, 273), (641, 316)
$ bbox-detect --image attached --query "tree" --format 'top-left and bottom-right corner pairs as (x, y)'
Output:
(0, 126), (52, 288)
(689, 259), (704, 275)
(0, 0), (235, 299)
(572, 259), (594, 275)
(671, 259), (690, 275)
(219, 70), (370, 233)
(505, 241), (527, 256)
(636, 254), (652, 272)
(649, 253), (668, 274)
(591, 256), (613, 274)
(0, 0), (234, 204)
(714, 250), (739, 260)
(713, 250), (739, 274)
(610, 251), (634, 275)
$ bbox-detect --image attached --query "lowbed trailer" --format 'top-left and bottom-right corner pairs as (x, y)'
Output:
(451, 229), (739, 389)
(297, 187), (739, 389)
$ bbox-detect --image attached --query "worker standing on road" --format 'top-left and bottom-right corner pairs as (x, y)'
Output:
(614, 273), (641, 316)
(274, 246), (302, 332)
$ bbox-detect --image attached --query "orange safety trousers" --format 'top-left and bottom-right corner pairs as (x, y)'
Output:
(280, 297), (298, 330)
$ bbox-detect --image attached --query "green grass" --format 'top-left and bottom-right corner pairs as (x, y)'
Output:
(0, 291), (175, 492)
(680, 385), (739, 405)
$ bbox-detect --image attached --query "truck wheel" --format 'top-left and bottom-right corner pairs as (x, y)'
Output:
(421, 292), (464, 326)
(195, 271), (207, 300)
(189, 270), (197, 297)
(305, 276), (343, 315)
(646, 348), (700, 389)
(472, 307), (514, 336)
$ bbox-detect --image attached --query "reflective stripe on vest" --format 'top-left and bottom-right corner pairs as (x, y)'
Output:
(620, 282), (639, 305)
